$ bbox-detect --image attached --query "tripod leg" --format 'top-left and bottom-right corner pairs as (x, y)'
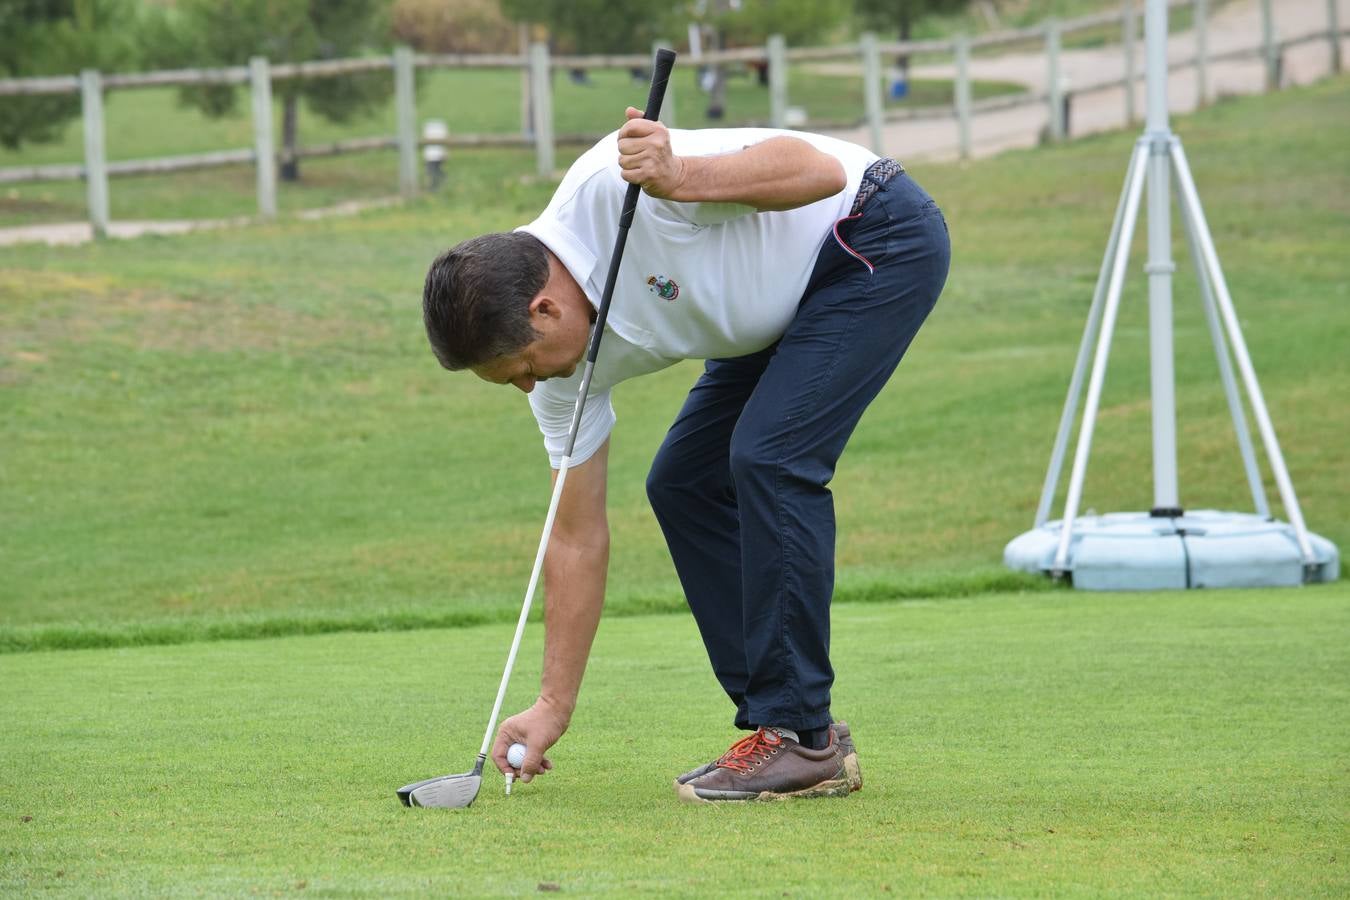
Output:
(1169, 139), (1315, 565)
(1173, 152), (1271, 518)
(1036, 139), (1150, 527)
(1052, 139), (1151, 575)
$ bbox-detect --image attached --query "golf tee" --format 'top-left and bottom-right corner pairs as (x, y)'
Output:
(504, 772), (514, 796)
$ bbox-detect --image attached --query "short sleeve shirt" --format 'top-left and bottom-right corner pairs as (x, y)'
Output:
(517, 128), (878, 467)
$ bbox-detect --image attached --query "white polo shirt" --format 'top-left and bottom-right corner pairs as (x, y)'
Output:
(517, 127), (878, 468)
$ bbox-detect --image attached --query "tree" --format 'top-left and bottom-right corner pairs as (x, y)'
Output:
(712, 0), (849, 47)
(854, 0), (971, 80)
(154, 0), (394, 182)
(391, 0), (517, 54)
(0, 0), (142, 150)
(500, 0), (677, 54)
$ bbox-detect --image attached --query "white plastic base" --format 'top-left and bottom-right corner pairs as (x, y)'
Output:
(1005, 510), (1340, 591)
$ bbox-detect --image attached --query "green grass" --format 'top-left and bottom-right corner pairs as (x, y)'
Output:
(0, 65), (1022, 227)
(2, 587), (1347, 895)
(2, 77), (1347, 654)
(0, 56), (1345, 900)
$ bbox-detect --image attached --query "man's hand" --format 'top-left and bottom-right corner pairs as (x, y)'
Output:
(491, 697), (569, 783)
(615, 109), (846, 211)
(617, 106), (686, 199)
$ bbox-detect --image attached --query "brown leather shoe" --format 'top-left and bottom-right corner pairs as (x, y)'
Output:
(676, 727), (852, 802)
(673, 721), (861, 791)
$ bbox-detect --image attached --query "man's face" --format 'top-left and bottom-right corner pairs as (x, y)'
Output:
(471, 299), (588, 394)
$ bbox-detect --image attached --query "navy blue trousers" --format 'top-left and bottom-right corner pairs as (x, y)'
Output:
(645, 171), (951, 732)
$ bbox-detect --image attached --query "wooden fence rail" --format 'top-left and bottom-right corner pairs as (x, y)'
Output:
(1, 0), (1343, 234)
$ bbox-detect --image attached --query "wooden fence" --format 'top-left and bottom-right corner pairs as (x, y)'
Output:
(0, 0), (1343, 237)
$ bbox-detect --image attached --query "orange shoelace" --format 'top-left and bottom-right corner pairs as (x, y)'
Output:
(715, 727), (783, 773)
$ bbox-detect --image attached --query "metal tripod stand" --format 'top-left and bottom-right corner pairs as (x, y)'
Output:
(1006, 0), (1337, 588)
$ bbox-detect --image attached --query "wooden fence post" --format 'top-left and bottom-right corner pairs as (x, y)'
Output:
(394, 46), (418, 196)
(767, 34), (788, 129)
(955, 34), (973, 160)
(519, 23), (532, 139)
(529, 42), (554, 176)
(1124, 1), (1137, 124)
(653, 40), (676, 126)
(861, 32), (884, 154)
(1195, 0), (1209, 107)
(80, 70), (109, 238)
(1047, 19), (1065, 142)
(1260, 0), (1278, 90)
(248, 57), (277, 220)
(1330, 0), (1343, 74)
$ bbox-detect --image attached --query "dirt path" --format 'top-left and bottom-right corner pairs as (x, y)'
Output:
(0, 197), (403, 248)
(823, 0), (1347, 162)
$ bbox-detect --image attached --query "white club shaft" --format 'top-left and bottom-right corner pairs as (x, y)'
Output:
(477, 456), (573, 758)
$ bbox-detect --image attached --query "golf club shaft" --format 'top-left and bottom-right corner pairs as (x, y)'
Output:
(476, 48), (677, 764)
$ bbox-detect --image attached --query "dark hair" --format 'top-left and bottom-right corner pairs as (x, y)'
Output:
(422, 231), (550, 370)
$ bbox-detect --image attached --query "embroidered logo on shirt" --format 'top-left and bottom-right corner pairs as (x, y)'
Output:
(646, 274), (680, 302)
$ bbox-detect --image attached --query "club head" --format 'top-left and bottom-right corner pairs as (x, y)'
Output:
(397, 771), (483, 809)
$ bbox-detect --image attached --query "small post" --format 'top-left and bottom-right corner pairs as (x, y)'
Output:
(80, 69), (109, 238)
(861, 32), (885, 154)
(653, 40), (676, 126)
(1260, 0), (1278, 90)
(767, 34), (788, 128)
(1047, 19), (1065, 142)
(1327, 0), (1341, 73)
(248, 57), (277, 220)
(1124, 1), (1137, 124)
(395, 46), (418, 196)
(955, 34), (973, 160)
(529, 41), (554, 176)
(1195, 0), (1209, 106)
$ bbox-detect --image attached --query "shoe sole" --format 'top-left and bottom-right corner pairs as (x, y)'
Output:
(674, 752), (861, 804)
(843, 750), (863, 793)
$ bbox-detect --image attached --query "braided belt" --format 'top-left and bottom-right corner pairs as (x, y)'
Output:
(850, 158), (906, 216)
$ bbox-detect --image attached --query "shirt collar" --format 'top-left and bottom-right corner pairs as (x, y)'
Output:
(515, 222), (600, 310)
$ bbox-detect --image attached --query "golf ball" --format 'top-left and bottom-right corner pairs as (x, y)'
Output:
(506, 742), (527, 769)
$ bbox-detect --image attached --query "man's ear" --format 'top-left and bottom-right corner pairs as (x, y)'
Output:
(528, 294), (561, 320)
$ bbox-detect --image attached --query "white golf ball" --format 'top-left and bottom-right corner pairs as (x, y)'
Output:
(506, 742), (527, 768)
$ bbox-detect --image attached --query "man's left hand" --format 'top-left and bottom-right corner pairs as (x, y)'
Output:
(617, 107), (686, 200)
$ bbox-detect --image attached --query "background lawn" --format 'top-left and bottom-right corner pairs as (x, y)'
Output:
(1, 587), (1347, 896)
(2, 76), (1345, 652)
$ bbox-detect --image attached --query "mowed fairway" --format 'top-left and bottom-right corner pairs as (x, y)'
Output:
(2, 588), (1347, 896)
(1, 70), (1347, 895)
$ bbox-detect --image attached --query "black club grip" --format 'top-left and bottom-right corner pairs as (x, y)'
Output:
(619, 48), (677, 228)
(641, 49), (677, 123)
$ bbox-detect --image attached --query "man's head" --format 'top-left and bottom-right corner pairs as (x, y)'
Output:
(422, 232), (593, 393)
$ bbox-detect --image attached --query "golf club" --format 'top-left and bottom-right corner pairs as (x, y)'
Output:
(398, 47), (677, 809)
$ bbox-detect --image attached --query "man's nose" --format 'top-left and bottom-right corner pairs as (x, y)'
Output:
(511, 376), (536, 393)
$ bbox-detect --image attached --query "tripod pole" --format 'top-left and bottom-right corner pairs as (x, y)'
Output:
(1144, 0), (1179, 513)
(1035, 139), (1148, 528)
(1168, 141), (1317, 565)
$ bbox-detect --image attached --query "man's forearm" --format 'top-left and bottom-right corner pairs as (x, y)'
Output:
(669, 136), (847, 211)
(538, 531), (609, 717)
